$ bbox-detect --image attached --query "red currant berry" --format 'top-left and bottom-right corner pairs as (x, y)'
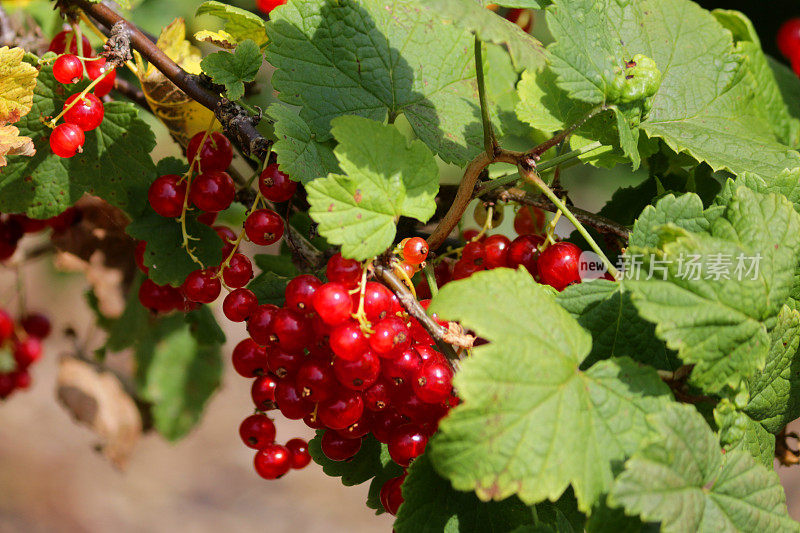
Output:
(483, 234), (511, 269)
(507, 234), (545, 277)
(46, 207), (81, 233)
(272, 308), (312, 353)
(514, 205), (546, 236)
(85, 57), (116, 97)
(222, 253), (253, 288)
(138, 279), (183, 313)
(254, 444), (291, 479)
(197, 211), (217, 225)
(364, 380), (392, 412)
(48, 30), (93, 56)
(181, 268), (221, 303)
(63, 93), (104, 131)
(257, 0), (287, 15)
(0, 309), (14, 342)
(190, 171), (235, 213)
(251, 373), (279, 410)
(329, 321), (368, 361)
(369, 316), (411, 356)
(187, 132), (233, 172)
(320, 430), (362, 461)
(312, 282), (353, 326)
(461, 228), (480, 242)
(215, 225), (237, 257)
(363, 281), (393, 322)
(134, 241), (149, 274)
(275, 378), (314, 419)
(231, 338), (268, 377)
(326, 253), (362, 286)
(538, 242), (582, 291)
(13, 338), (42, 368)
(779, 19), (800, 59)
(303, 411), (325, 430)
(337, 411), (373, 439)
(0, 220), (21, 261)
(20, 313), (51, 339)
(148, 175), (187, 218)
(371, 410), (407, 443)
(388, 424), (428, 467)
(333, 351), (380, 391)
(413, 359), (453, 404)
(53, 54), (83, 84)
(297, 360), (336, 402)
(266, 346), (305, 378)
(402, 237), (429, 265)
(462, 240), (485, 265)
(259, 164), (297, 202)
(239, 414), (277, 449)
(318, 389), (364, 430)
(381, 348), (422, 386)
(50, 123), (85, 158)
(285, 274), (322, 313)
(8, 215), (47, 234)
(452, 259), (483, 280)
(12, 370), (31, 390)
(245, 209), (284, 246)
(247, 304), (279, 346)
(286, 438), (311, 469)
(0, 374), (15, 399)
(223, 288), (258, 322)
(380, 476), (405, 515)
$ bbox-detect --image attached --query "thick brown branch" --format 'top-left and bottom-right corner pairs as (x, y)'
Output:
(69, 0), (270, 161)
(481, 186), (631, 241)
(372, 263), (473, 361)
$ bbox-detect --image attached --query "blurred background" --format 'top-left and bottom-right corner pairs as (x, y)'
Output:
(1, 0), (800, 531)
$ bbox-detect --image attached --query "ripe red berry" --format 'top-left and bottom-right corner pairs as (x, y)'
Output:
(257, 0), (288, 14)
(49, 123), (85, 158)
(286, 438), (311, 469)
(215, 225), (237, 256)
(297, 360), (336, 402)
(181, 268), (221, 303)
(251, 373), (279, 410)
(461, 228), (480, 242)
(380, 476), (405, 515)
(48, 30), (93, 56)
(538, 241), (582, 291)
(20, 313), (51, 339)
(285, 274), (322, 313)
(190, 171), (235, 213)
(239, 414), (277, 449)
(187, 131), (233, 172)
(275, 378), (314, 419)
(318, 388), (364, 429)
(402, 237), (429, 265)
(333, 351), (380, 391)
(0, 374), (15, 399)
(197, 211), (217, 225)
(53, 54), (83, 84)
(461, 241), (485, 266)
(364, 380), (392, 412)
(85, 57), (116, 97)
(329, 321), (368, 361)
(362, 281), (393, 322)
(12, 370), (31, 390)
(320, 430), (362, 461)
(507, 234), (545, 277)
(13, 338), (42, 368)
(231, 338), (268, 378)
(247, 304), (279, 346)
(272, 308), (312, 353)
(0, 309), (14, 342)
(223, 288), (258, 322)
(337, 411), (373, 439)
(266, 346), (305, 378)
(381, 347), (422, 386)
(452, 259), (483, 280)
(483, 234), (511, 269)
(513, 205), (546, 236)
(371, 409), (406, 443)
(413, 359), (453, 404)
(312, 282), (353, 326)
(254, 444), (291, 479)
(245, 209), (284, 246)
(148, 174), (187, 218)
(388, 424), (428, 467)
(369, 316), (411, 356)
(222, 253), (253, 288)
(778, 19), (800, 59)
(138, 279), (183, 313)
(63, 93), (104, 131)
(326, 253), (361, 286)
(259, 164), (297, 202)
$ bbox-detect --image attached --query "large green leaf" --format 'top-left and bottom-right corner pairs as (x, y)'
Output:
(264, 0), (484, 164)
(628, 193), (711, 250)
(714, 398), (774, 467)
(306, 116), (438, 260)
(200, 39), (262, 101)
(1, 63), (156, 218)
(427, 268), (673, 512)
(609, 404), (797, 533)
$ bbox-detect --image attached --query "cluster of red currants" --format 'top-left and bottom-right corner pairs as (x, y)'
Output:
(48, 30), (117, 158)
(417, 205), (585, 297)
(0, 309), (51, 399)
(230, 246), (455, 515)
(138, 130), (293, 314)
(0, 208), (81, 262)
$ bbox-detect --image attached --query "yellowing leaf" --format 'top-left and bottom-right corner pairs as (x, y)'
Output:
(137, 19), (217, 145)
(0, 124), (34, 167)
(194, 29), (237, 50)
(0, 46), (37, 124)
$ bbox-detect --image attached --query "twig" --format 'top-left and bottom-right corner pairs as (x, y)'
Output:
(527, 105), (607, 157)
(372, 262), (474, 359)
(111, 77), (148, 108)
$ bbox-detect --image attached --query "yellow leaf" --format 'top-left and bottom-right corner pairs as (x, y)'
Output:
(194, 29), (237, 50)
(0, 124), (35, 168)
(0, 46), (38, 124)
(137, 19), (217, 145)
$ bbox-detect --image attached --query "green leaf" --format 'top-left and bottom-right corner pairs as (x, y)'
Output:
(249, 271), (290, 306)
(714, 398), (775, 467)
(264, 0), (484, 164)
(106, 277), (152, 352)
(395, 453), (534, 533)
(253, 253), (299, 278)
(1, 65), (156, 218)
(629, 193), (711, 249)
(200, 39), (262, 101)
(744, 306), (800, 434)
(196, 0), (268, 49)
(609, 404), (797, 533)
(185, 305), (226, 346)
(139, 325), (222, 441)
(126, 211), (223, 287)
(626, 187), (800, 392)
(266, 103), (339, 185)
(769, 56), (800, 125)
(427, 268), (673, 512)
(557, 280), (677, 370)
(307, 116), (438, 260)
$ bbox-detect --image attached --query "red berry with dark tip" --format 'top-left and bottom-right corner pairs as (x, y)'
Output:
(507, 234), (545, 277)
(181, 268), (221, 303)
(413, 359), (453, 404)
(223, 288), (258, 322)
(388, 424), (428, 467)
(318, 388), (364, 430)
(286, 438), (311, 469)
(251, 373), (279, 410)
(20, 313), (51, 339)
(53, 54), (83, 84)
(275, 378), (314, 419)
(369, 316), (411, 356)
(231, 338), (268, 378)
(245, 209), (284, 246)
(402, 237), (429, 265)
(296, 360), (336, 402)
(266, 346), (304, 379)
(272, 308), (312, 353)
(259, 164), (297, 202)
(50, 123), (85, 158)
(63, 93), (104, 131)
(329, 320), (368, 361)
(247, 304), (279, 346)
(239, 414), (276, 449)
(333, 351), (380, 391)
(538, 241), (582, 291)
(85, 57), (116, 97)
(222, 253), (253, 288)
(320, 430), (362, 461)
(285, 274), (321, 313)
(483, 234), (511, 269)
(380, 476), (405, 515)
(48, 30), (93, 56)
